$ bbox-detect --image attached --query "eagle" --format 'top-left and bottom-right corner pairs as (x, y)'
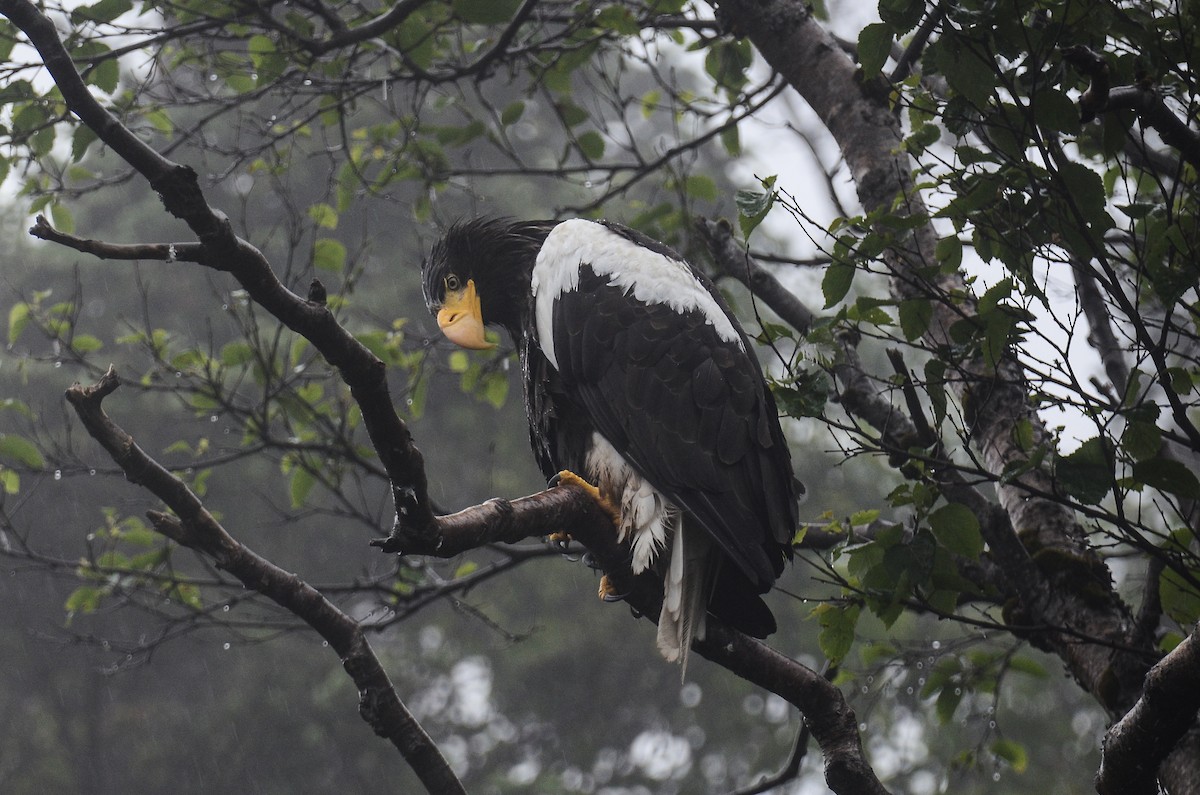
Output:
(422, 217), (798, 664)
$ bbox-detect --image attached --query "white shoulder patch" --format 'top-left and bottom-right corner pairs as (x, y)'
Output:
(530, 219), (742, 370)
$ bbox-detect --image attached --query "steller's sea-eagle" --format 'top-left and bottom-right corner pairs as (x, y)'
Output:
(422, 217), (798, 665)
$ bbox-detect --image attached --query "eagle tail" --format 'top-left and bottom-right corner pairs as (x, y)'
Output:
(656, 519), (711, 675)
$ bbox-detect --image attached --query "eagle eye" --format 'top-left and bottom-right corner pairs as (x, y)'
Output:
(444, 274), (462, 292)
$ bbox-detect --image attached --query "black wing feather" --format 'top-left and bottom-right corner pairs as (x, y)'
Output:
(549, 264), (795, 590)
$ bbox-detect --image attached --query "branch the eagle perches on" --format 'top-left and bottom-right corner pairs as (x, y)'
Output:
(1, 1), (891, 792)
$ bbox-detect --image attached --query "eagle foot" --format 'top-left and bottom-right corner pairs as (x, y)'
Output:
(597, 574), (628, 602)
(546, 530), (572, 550)
(550, 470), (621, 527)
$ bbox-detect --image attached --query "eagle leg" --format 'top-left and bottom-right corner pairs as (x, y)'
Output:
(550, 470), (628, 602)
(597, 574), (628, 602)
(549, 470), (621, 526)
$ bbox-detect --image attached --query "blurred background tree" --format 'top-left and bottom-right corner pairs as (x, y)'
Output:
(0, 0), (1196, 793)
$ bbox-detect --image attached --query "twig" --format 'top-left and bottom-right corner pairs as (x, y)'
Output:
(29, 215), (204, 263)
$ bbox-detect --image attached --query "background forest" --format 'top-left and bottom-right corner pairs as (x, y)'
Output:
(0, 0), (1197, 793)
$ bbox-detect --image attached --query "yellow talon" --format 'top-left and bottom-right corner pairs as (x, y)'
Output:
(554, 470), (621, 526)
(598, 574), (622, 602)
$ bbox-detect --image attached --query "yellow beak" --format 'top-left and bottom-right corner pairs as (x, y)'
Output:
(436, 279), (495, 350)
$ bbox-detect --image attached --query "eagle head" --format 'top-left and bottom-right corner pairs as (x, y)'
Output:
(422, 218), (555, 349)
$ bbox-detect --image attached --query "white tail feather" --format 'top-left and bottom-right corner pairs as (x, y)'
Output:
(656, 520), (711, 674)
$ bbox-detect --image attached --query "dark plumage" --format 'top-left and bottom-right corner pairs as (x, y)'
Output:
(423, 217), (798, 663)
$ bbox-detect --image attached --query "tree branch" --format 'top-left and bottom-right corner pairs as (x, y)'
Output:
(696, 216), (815, 335)
(29, 215), (205, 263)
(63, 367), (466, 795)
(1064, 45), (1200, 171)
(1096, 622), (1200, 795)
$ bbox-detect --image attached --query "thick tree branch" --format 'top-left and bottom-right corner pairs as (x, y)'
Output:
(378, 461), (891, 795)
(1097, 622), (1200, 795)
(63, 367), (465, 795)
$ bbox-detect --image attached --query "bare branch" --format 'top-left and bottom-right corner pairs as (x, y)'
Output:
(696, 216), (815, 335)
(63, 367), (466, 795)
(1072, 256), (1130, 398)
(29, 215), (205, 263)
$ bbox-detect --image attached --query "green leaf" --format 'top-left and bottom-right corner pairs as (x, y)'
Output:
(991, 739), (1029, 773)
(927, 502), (983, 560)
(682, 174), (717, 202)
(143, 107), (174, 135)
(71, 334), (103, 353)
(0, 467), (20, 495)
(483, 372), (508, 409)
(857, 23), (893, 76)
(1057, 161), (1108, 230)
(1120, 421), (1162, 462)
(50, 203), (75, 235)
(89, 58), (120, 94)
(1160, 559), (1200, 625)
(936, 683), (963, 723)
(1055, 437), (1112, 504)
(0, 434), (44, 469)
(289, 467), (316, 508)
(77, 0), (132, 23)
(933, 36), (996, 107)
(898, 298), (933, 341)
(594, 6), (639, 35)
(822, 258), (855, 308)
(1131, 459), (1200, 499)
(71, 124), (98, 162)
(313, 238), (347, 272)
(878, 0), (924, 32)
(307, 202), (338, 229)
(771, 370), (830, 418)
(1033, 88), (1080, 134)
(735, 176), (776, 238)
(65, 585), (103, 616)
(554, 102), (588, 128)
(248, 34), (286, 86)
(8, 302), (30, 345)
(220, 341), (255, 367)
(1006, 655), (1048, 678)
(453, 0), (521, 24)
(814, 602), (860, 664)
(577, 131), (605, 160)
(704, 39), (753, 94)
(719, 125), (740, 156)
(500, 101), (525, 126)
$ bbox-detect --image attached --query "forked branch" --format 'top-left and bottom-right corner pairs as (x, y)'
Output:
(64, 367), (466, 795)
